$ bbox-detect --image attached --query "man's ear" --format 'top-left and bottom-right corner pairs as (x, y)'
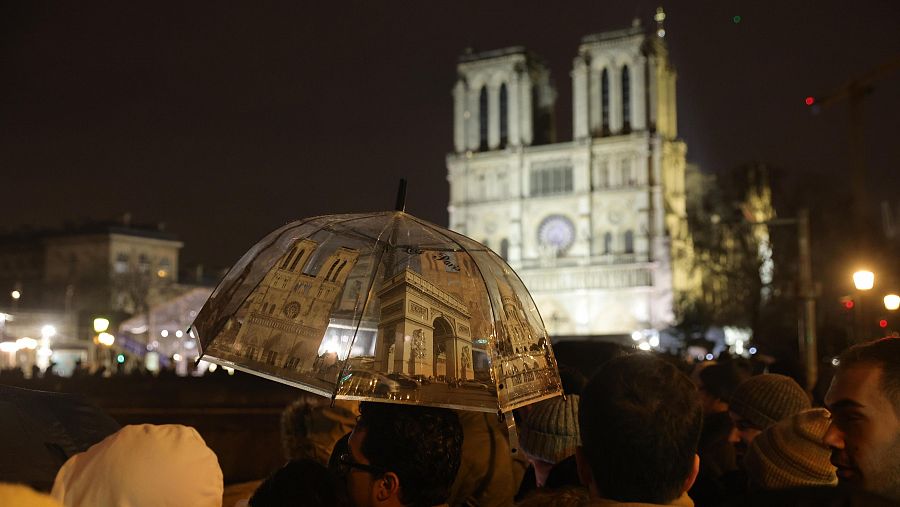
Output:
(375, 472), (401, 502)
(575, 446), (597, 496)
(681, 454), (700, 494)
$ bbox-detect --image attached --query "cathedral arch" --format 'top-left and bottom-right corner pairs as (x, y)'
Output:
(601, 68), (610, 135)
(624, 230), (635, 254)
(604, 232), (613, 254)
(499, 83), (508, 148)
(621, 65), (631, 133)
(479, 86), (489, 150)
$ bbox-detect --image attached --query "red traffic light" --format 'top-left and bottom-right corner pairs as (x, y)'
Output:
(805, 96), (816, 106)
(880, 319), (888, 328)
(842, 299), (855, 310)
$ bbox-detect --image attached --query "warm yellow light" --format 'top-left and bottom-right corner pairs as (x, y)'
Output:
(41, 325), (56, 339)
(157, 269), (168, 278)
(11, 290), (21, 300)
(885, 294), (900, 311)
(16, 337), (37, 350)
(853, 270), (875, 291)
(0, 341), (19, 353)
(98, 332), (115, 346)
(93, 317), (110, 333)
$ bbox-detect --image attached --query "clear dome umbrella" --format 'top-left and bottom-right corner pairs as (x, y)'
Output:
(191, 209), (562, 415)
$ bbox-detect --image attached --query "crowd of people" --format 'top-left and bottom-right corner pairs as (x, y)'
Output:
(1, 336), (898, 506)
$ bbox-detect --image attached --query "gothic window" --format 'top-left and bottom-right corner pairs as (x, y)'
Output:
(479, 86), (489, 150)
(500, 238), (509, 261)
(624, 230), (635, 254)
(289, 250), (305, 271)
(603, 232), (613, 254)
(621, 65), (631, 133)
(530, 164), (574, 196)
(499, 83), (508, 147)
(601, 68), (610, 135)
(332, 260), (347, 281)
(280, 247), (297, 269)
(620, 158), (632, 186)
(325, 260), (340, 281)
(114, 253), (129, 274)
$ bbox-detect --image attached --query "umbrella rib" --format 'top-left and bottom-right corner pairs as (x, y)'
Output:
(332, 213), (398, 402)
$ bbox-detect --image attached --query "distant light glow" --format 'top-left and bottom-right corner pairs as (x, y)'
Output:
(733, 15), (742, 24)
(16, 337), (38, 350)
(98, 332), (115, 346)
(160, 330), (169, 338)
(175, 330), (183, 338)
(116, 354), (125, 364)
(11, 290), (21, 300)
(93, 318), (110, 333)
(885, 294), (900, 311)
(184, 340), (196, 350)
(853, 270), (875, 291)
(173, 353), (183, 362)
(843, 299), (855, 310)
(705, 353), (714, 361)
(804, 96), (815, 106)
(831, 357), (840, 366)
(226, 367), (235, 375)
(208, 363), (218, 372)
(749, 347), (758, 355)
(41, 325), (57, 339)
(649, 336), (660, 347)
(638, 342), (651, 351)
(0, 341), (19, 353)
(157, 269), (168, 278)
(631, 331), (642, 341)
(879, 319), (888, 328)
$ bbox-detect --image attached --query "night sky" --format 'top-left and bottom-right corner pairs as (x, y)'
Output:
(3, 1), (899, 269)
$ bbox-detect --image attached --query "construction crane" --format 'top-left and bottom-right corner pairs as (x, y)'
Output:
(806, 55), (900, 253)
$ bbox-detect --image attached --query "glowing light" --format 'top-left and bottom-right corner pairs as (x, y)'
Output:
(657, 29), (666, 38)
(37, 346), (52, 357)
(41, 325), (57, 339)
(160, 330), (169, 338)
(116, 354), (125, 364)
(649, 336), (660, 347)
(0, 341), (19, 353)
(749, 347), (758, 355)
(843, 299), (855, 310)
(173, 353), (183, 362)
(11, 290), (21, 300)
(226, 367), (235, 375)
(879, 319), (888, 328)
(705, 353), (714, 361)
(733, 15), (742, 24)
(631, 331), (642, 341)
(638, 342), (651, 351)
(885, 294), (900, 311)
(175, 330), (183, 338)
(16, 337), (37, 350)
(831, 357), (840, 366)
(157, 269), (168, 278)
(98, 332), (115, 346)
(208, 363), (218, 372)
(804, 96), (815, 106)
(184, 340), (196, 350)
(853, 270), (875, 291)
(93, 317), (110, 333)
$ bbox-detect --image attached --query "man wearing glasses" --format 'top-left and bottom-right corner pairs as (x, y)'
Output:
(338, 401), (463, 507)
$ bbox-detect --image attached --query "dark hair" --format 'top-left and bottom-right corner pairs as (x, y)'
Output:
(249, 459), (348, 507)
(699, 361), (750, 402)
(579, 353), (703, 504)
(357, 402), (463, 507)
(838, 337), (900, 415)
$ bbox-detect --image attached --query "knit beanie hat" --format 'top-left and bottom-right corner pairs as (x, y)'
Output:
(744, 408), (838, 490)
(519, 395), (580, 464)
(729, 374), (810, 430)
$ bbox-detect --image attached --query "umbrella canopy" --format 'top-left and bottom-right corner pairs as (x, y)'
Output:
(0, 385), (121, 491)
(192, 211), (562, 413)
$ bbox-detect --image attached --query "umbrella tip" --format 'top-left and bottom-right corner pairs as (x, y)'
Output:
(395, 178), (407, 212)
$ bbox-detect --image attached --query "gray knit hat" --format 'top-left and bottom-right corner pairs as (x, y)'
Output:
(744, 408), (838, 490)
(519, 395), (580, 464)
(729, 374), (810, 430)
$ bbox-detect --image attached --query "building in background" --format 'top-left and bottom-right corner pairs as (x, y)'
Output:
(446, 17), (698, 342)
(0, 218), (193, 373)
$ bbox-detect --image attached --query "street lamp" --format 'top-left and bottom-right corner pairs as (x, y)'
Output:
(852, 270), (875, 343)
(853, 270), (875, 291)
(884, 294), (900, 311)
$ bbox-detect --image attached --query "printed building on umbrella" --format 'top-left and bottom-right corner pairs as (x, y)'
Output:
(231, 239), (359, 373)
(446, 16), (699, 340)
